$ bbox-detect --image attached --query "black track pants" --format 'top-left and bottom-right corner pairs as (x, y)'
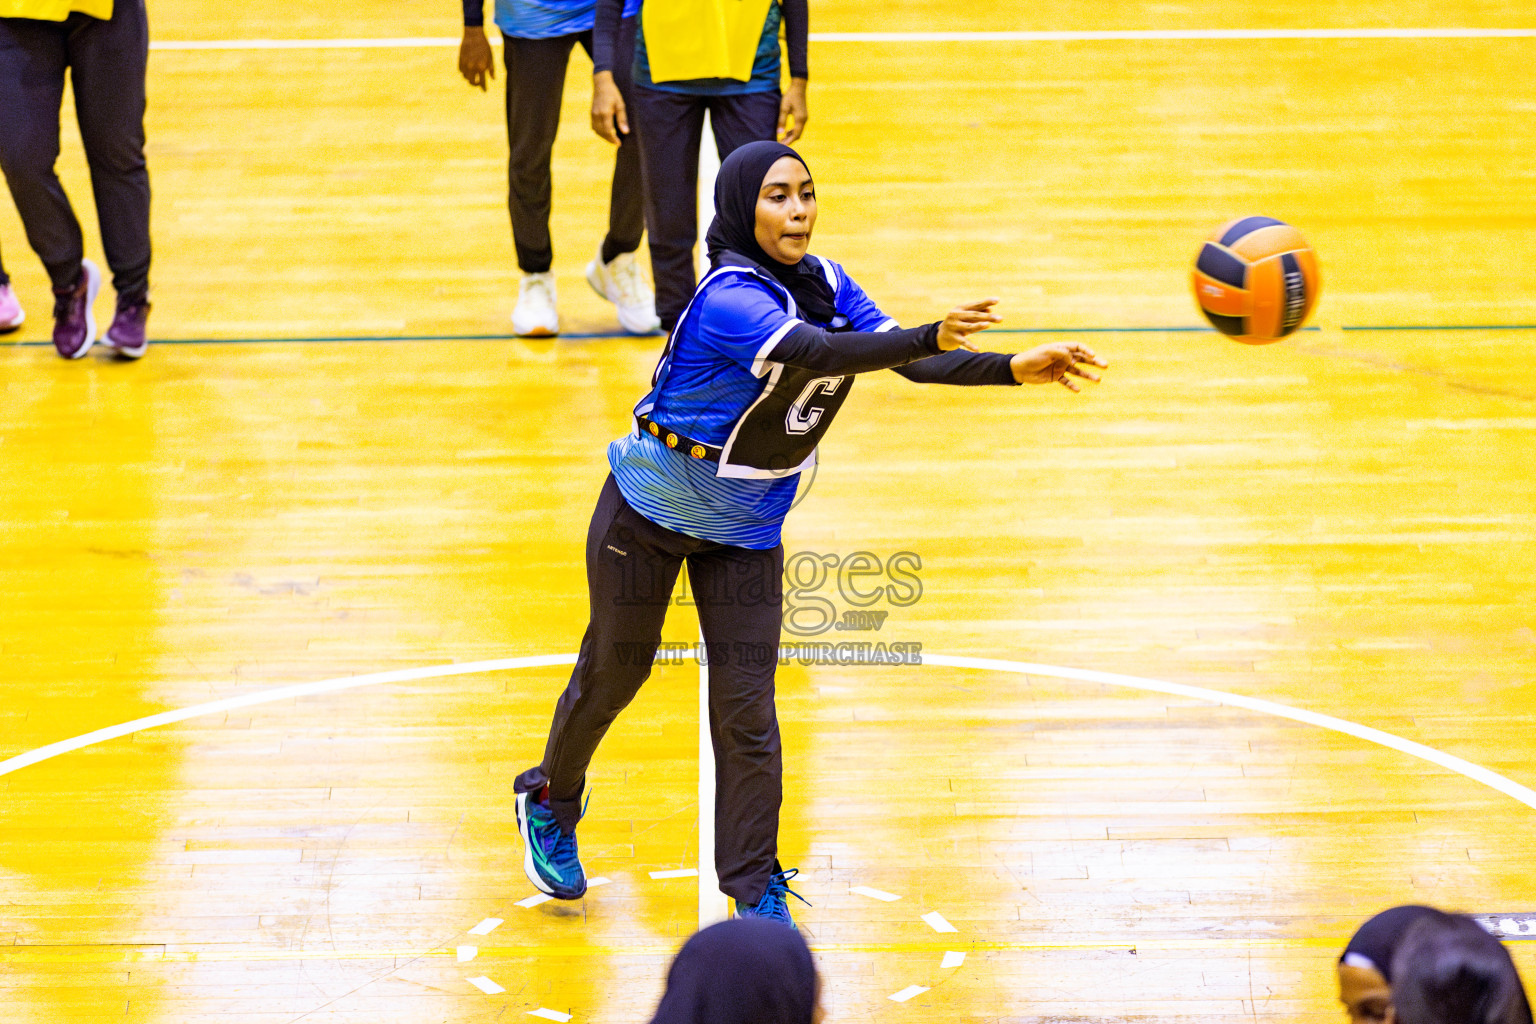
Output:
(504, 19), (644, 274)
(515, 474), (785, 905)
(0, 1), (151, 302)
(628, 85), (780, 329)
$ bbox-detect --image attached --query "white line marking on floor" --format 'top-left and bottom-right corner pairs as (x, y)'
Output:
(8, 650), (1533, 814)
(923, 912), (958, 933)
(516, 893), (553, 909)
(649, 868), (699, 879)
(529, 1010), (572, 1023)
(850, 886), (903, 902)
(0, 654), (576, 780)
(145, 28), (1536, 51)
(941, 951), (967, 968)
(888, 985), (930, 1003)
(468, 918), (503, 936)
(587, 876), (612, 888)
(467, 976), (505, 994)
(917, 653), (1536, 813)
(456, 946), (477, 962)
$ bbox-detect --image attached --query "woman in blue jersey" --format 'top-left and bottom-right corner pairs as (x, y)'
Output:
(513, 140), (1107, 926)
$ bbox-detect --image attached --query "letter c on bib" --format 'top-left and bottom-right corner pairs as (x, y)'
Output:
(786, 377), (843, 435)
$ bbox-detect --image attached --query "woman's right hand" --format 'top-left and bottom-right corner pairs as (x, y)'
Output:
(591, 71), (629, 144)
(936, 298), (1002, 351)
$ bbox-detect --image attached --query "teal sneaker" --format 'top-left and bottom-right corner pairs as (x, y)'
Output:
(516, 788), (587, 899)
(734, 868), (810, 929)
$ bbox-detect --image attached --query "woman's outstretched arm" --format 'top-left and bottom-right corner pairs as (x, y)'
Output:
(766, 299), (1002, 375)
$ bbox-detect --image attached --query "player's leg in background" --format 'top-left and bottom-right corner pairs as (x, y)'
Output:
(687, 540), (785, 907)
(66, 0), (151, 355)
(628, 85), (706, 331)
(705, 90), (782, 160)
(517, 475), (697, 832)
(0, 16), (83, 295)
(503, 31), (580, 278)
(577, 17), (643, 267)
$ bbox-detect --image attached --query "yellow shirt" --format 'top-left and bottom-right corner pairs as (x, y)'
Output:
(642, 0), (774, 84)
(0, 0), (113, 21)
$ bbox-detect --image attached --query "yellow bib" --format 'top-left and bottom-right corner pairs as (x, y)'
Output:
(642, 0), (775, 84)
(0, 0), (113, 20)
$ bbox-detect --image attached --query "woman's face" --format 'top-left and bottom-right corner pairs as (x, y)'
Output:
(1339, 963), (1393, 1024)
(754, 155), (817, 265)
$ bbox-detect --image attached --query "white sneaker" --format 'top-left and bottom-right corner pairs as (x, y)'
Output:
(0, 282), (23, 333)
(586, 248), (661, 334)
(512, 272), (559, 337)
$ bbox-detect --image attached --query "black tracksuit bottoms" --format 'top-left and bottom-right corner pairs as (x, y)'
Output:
(504, 19), (644, 274)
(515, 474), (785, 905)
(0, 0), (151, 303)
(629, 84), (781, 330)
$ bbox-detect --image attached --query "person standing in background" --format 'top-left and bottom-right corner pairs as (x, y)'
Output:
(0, 0), (152, 360)
(459, 0), (660, 337)
(0, 243), (24, 333)
(590, 0), (808, 332)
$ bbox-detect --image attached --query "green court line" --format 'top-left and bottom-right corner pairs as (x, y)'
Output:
(11, 323), (1536, 349)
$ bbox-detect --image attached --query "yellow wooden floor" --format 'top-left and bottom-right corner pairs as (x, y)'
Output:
(3, 2), (1535, 1021)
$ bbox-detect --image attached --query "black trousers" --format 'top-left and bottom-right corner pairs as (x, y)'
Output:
(505, 19), (644, 275)
(629, 86), (781, 329)
(0, 2), (151, 303)
(516, 474), (785, 905)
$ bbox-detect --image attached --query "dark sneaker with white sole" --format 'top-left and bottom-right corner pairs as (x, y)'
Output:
(52, 258), (101, 360)
(734, 868), (811, 929)
(516, 787), (587, 899)
(104, 298), (151, 359)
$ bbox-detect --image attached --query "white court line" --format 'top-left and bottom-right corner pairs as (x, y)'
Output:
(456, 946), (478, 962)
(467, 976), (505, 995)
(888, 985), (929, 1003)
(0, 654), (576, 780)
(529, 1010), (572, 1023)
(649, 868), (699, 880)
(467, 918), (502, 936)
(4, 651), (1533, 815)
(923, 911), (959, 934)
(941, 951), (967, 968)
(516, 893), (553, 909)
(145, 28), (1536, 51)
(850, 886), (903, 902)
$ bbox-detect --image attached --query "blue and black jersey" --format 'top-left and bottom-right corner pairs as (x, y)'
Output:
(609, 256), (1018, 549)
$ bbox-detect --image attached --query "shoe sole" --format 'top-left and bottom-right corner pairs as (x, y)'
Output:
(0, 311), (23, 334)
(514, 326), (557, 338)
(105, 319), (148, 359)
(60, 260), (101, 360)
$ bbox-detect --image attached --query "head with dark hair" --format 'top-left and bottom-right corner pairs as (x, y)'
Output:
(1389, 912), (1532, 1024)
(648, 918), (822, 1024)
(1339, 906), (1444, 1023)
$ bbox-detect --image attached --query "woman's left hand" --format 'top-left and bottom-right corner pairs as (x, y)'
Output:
(779, 78), (808, 143)
(1010, 343), (1108, 391)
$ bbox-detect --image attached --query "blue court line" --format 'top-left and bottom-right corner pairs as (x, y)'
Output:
(1342, 324), (1536, 331)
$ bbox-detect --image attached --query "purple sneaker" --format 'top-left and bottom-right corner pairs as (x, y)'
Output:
(104, 297), (151, 360)
(0, 283), (23, 334)
(52, 258), (101, 359)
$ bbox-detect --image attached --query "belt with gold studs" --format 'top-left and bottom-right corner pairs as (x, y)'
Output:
(635, 414), (722, 463)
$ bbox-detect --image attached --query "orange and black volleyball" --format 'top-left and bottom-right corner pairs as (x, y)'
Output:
(1191, 217), (1321, 343)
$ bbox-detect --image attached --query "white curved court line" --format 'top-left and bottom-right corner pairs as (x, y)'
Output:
(0, 654), (576, 780)
(921, 654), (1536, 813)
(3, 650), (1532, 815)
(146, 28), (1536, 51)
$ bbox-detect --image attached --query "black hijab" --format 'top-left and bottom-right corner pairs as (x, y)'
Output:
(1342, 905), (1443, 982)
(648, 918), (818, 1024)
(704, 140), (838, 325)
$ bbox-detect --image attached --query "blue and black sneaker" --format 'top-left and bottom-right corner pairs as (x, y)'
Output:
(734, 868), (811, 929)
(516, 788), (587, 900)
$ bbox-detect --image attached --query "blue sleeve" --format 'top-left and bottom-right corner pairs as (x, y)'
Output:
(693, 276), (802, 377)
(831, 262), (898, 333)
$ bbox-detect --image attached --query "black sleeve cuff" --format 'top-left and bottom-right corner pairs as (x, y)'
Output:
(463, 0), (484, 27)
